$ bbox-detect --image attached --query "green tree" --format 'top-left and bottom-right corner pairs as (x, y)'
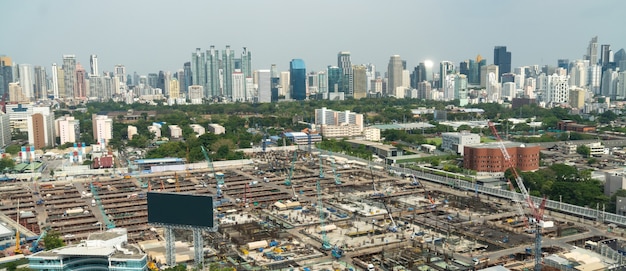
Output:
(0, 157), (15, 172)
(576, 145), (591, 158)
(43, 230), (65, 250)
(5, 144), (20, 155)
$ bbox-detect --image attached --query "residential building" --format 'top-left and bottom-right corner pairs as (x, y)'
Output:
(279, 71), (290, 97)
(569, 87), (586, 109)
(0, 112), (10, 148)
(33, 65), (47, 100)
(168, 125), (182, 139)
(190, 124), (206, 136)
(585, 36), (598, 65)
(8, 82), (28, 103)
(208, 124), (225, 135)
(439, 61), (454, 90)
(257, 69), (271, 103)
(0, 56), (12, 97)
(27, 228), (147, 271)
(442, 131), (480, 155)
(62, 55), (76, 99)
(56, 115), (80, 145)
(148, 124), (161, 138)
(75, 63), (87, 99)
(363, 127), (381, 141)
(18, 64), (33, 100)
(537, 73), (569, 106)
(463, 142), (541, 172)
(92, 114), (113, 143)
(605, 172), (626, 197)
(320, 124), (362, 138)
(585, 142), (606, 156)
(315, 107), (364, 131)
(480, 65), (499, 88)
(89, 54), (98, 76)
(187, 85), (203, 104)
(127, 125), (137, 140)
(290, 59), (306, 100)
(27, 106), (55, 149)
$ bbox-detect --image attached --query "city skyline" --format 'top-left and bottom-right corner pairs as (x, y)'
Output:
(2, 0), (625, 75)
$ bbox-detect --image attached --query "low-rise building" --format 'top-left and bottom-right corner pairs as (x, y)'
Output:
(189, 124), (206, 137)
(168, 125), (182, 139)
(363, 127), (381, 141)
(557, 120), (596, 133)
(28, 228), (147, 271)
(148, 125), (161, 138)
(320, 124), (362, 138)
(127, 125), (138, 140)
(463, 142), (541, 172)
(208, 124), (225, 135)
(441, 131), (480, 155)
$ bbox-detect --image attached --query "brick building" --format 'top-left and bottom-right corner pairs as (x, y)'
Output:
(463, 143), (541, 172)
(557, 120), (596, 133)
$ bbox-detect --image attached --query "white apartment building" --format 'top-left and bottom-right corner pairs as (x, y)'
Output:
(363, 127), (381, 141)
(190, 124), (206, 137)
(208, 124), (225, 135)
(92, 115), (113, 143)
(168, 125), (182, 139)
(441, 131), (480, 155)
(56, 115), (80, 145)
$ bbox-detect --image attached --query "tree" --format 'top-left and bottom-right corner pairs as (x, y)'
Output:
(577, 145), (591, 158)
(0, 157), (15, 172)
(43, 230), (65, 250)
(5, 144), (20, 155)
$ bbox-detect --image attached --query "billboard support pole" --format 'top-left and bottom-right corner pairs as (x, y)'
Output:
(165, 227), (175, 267)
(193, 228), (204, 268)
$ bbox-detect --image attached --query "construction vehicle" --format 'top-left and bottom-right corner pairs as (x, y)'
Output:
(316, 179), (332, 251)
(29, 229), (48, 253)
(370, 167), (384, 198)
(489, 121), (547, 271)
(382, 200), (398, 232)
(284, 151), (297, 186)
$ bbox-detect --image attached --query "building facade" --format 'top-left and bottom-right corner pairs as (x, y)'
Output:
(92, 115), (113, 144)
(56, 115), (80, 145)
(0, 112), (10, 148)
(27, 106), (55, 150)
(441, 131), (480, 155)
(290, 59), (306, 100)
(463, 143), (541, 172)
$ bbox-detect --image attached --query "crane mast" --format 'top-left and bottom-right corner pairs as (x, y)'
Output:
(488, 121), (544, 271)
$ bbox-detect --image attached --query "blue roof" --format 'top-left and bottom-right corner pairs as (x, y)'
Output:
(290, 59), (306, 69)
(134, 157), (184, 164)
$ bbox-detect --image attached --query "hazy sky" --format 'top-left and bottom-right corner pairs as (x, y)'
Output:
(2, 0), (625, 75)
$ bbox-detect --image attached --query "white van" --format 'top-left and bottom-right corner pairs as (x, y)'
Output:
(367, 264), (375, 271)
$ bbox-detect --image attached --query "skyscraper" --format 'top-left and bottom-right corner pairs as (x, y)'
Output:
(600, 44), (612, 68)
(191, 48), (206, 96)
(493, 46), (511, 77)
(92, 114), (113, 144)
(27, 106), (55, 149)
(183, 62), (192, 96)
(222, 45), (234, 98)
(290, 59), (307, 101)
(387, 55), (403, 97)
(50, 63), (59, 99)
(337, 51), (353, 96)
(33, 66), (47, 100)
(439, 61), (454, 89)
(0, 56), (12, 97)
(90, 54), (99, 76)
(257, 70), (271, 103)
(114, 65), (126, 85)
(352, 65), (367, 99)
(480, 65), (499, 88)
(75, 63), (87, 99)
(18, 64), (33, 100)
(62, 55), (76, 99)
(327, 66), (341, 94)
(585, 36), (598, 65)
(206, 46), (219, 98)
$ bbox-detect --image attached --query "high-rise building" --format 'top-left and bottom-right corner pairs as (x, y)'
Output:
(588, 65), (602, 94)
(327, 66), (341, 94)
(8, 82), (28, 103)
(232, 70), (246, 102)
(317, 71), (328, 97)
(337, 51), (353, 96)
(62, 55), (76, 99)
(0, 56), (13, 97)
(537, 73), (569, 106)
(279, 71), (290, 98)
(417, 81), (432, 100)
(600, 44), (612, 68)
(493, 46), (511, 77)
(617, 72), (626, 100)
(270, 64), (280, 102)
(569, 60), (587, 88)
(92, 114), (113, 143)
(56, 115), (80, 145)
(459, 61), (469, 77)
(366, 64), (375, 93)
(480, 65), (499, 88)
(241, 47), (252, 80)
(114, 65), (126, 85)
(33, 66), (47, 100)
(352, 65), (367, 99)
(169, 78), (180, 99)
(222, 45), (234, 98)
(27, 106), (55, 149)
(75, 63), (87, 99)
(290, 59), (306, 101)
(439, 61), (454, 89)
(90, 54), (99, 76)
(0, 111), (10, 148)
(257, 70), (271, 103)
(454, 74), (468, 103)
(557, 59), (570, 70)
(206, 46), (220, 98)
(569, 88), (586, 109)
(585, 36), (598, 65)
(601, 69), (618, 98)
(18, 64), (33, 100)
(614, 49), (626, 71)
(183, 62), (192, 96)
(387, 55), (403, 97)
(50, 63), (59, 99)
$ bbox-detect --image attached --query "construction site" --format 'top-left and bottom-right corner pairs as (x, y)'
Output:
(1, 146), (626, 271)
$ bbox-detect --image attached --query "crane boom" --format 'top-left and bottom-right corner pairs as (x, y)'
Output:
(488, 121), (544, 271)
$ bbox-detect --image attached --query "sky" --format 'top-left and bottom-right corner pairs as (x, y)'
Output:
(2, 0), (626, 75)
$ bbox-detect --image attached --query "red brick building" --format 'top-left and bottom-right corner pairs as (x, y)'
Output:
(463, 143), (541, 172)
(557, 120), (596, 133)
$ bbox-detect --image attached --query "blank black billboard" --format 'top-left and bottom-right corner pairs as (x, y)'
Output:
(147, 192), (213, 228)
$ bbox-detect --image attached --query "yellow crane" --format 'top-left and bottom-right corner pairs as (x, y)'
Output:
(15, 199), (22, 254)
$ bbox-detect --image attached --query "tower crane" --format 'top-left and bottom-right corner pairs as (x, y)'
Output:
(284, 151), (297, 186)
(201, 146), (224, 197)
(328, 152), (341, 185)
(90, 182), (116, 229)
(488, 121), (547, 271)
(316, 179), (332, 251)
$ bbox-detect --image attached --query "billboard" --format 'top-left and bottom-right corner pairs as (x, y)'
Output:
(147, 192), (213, 228)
